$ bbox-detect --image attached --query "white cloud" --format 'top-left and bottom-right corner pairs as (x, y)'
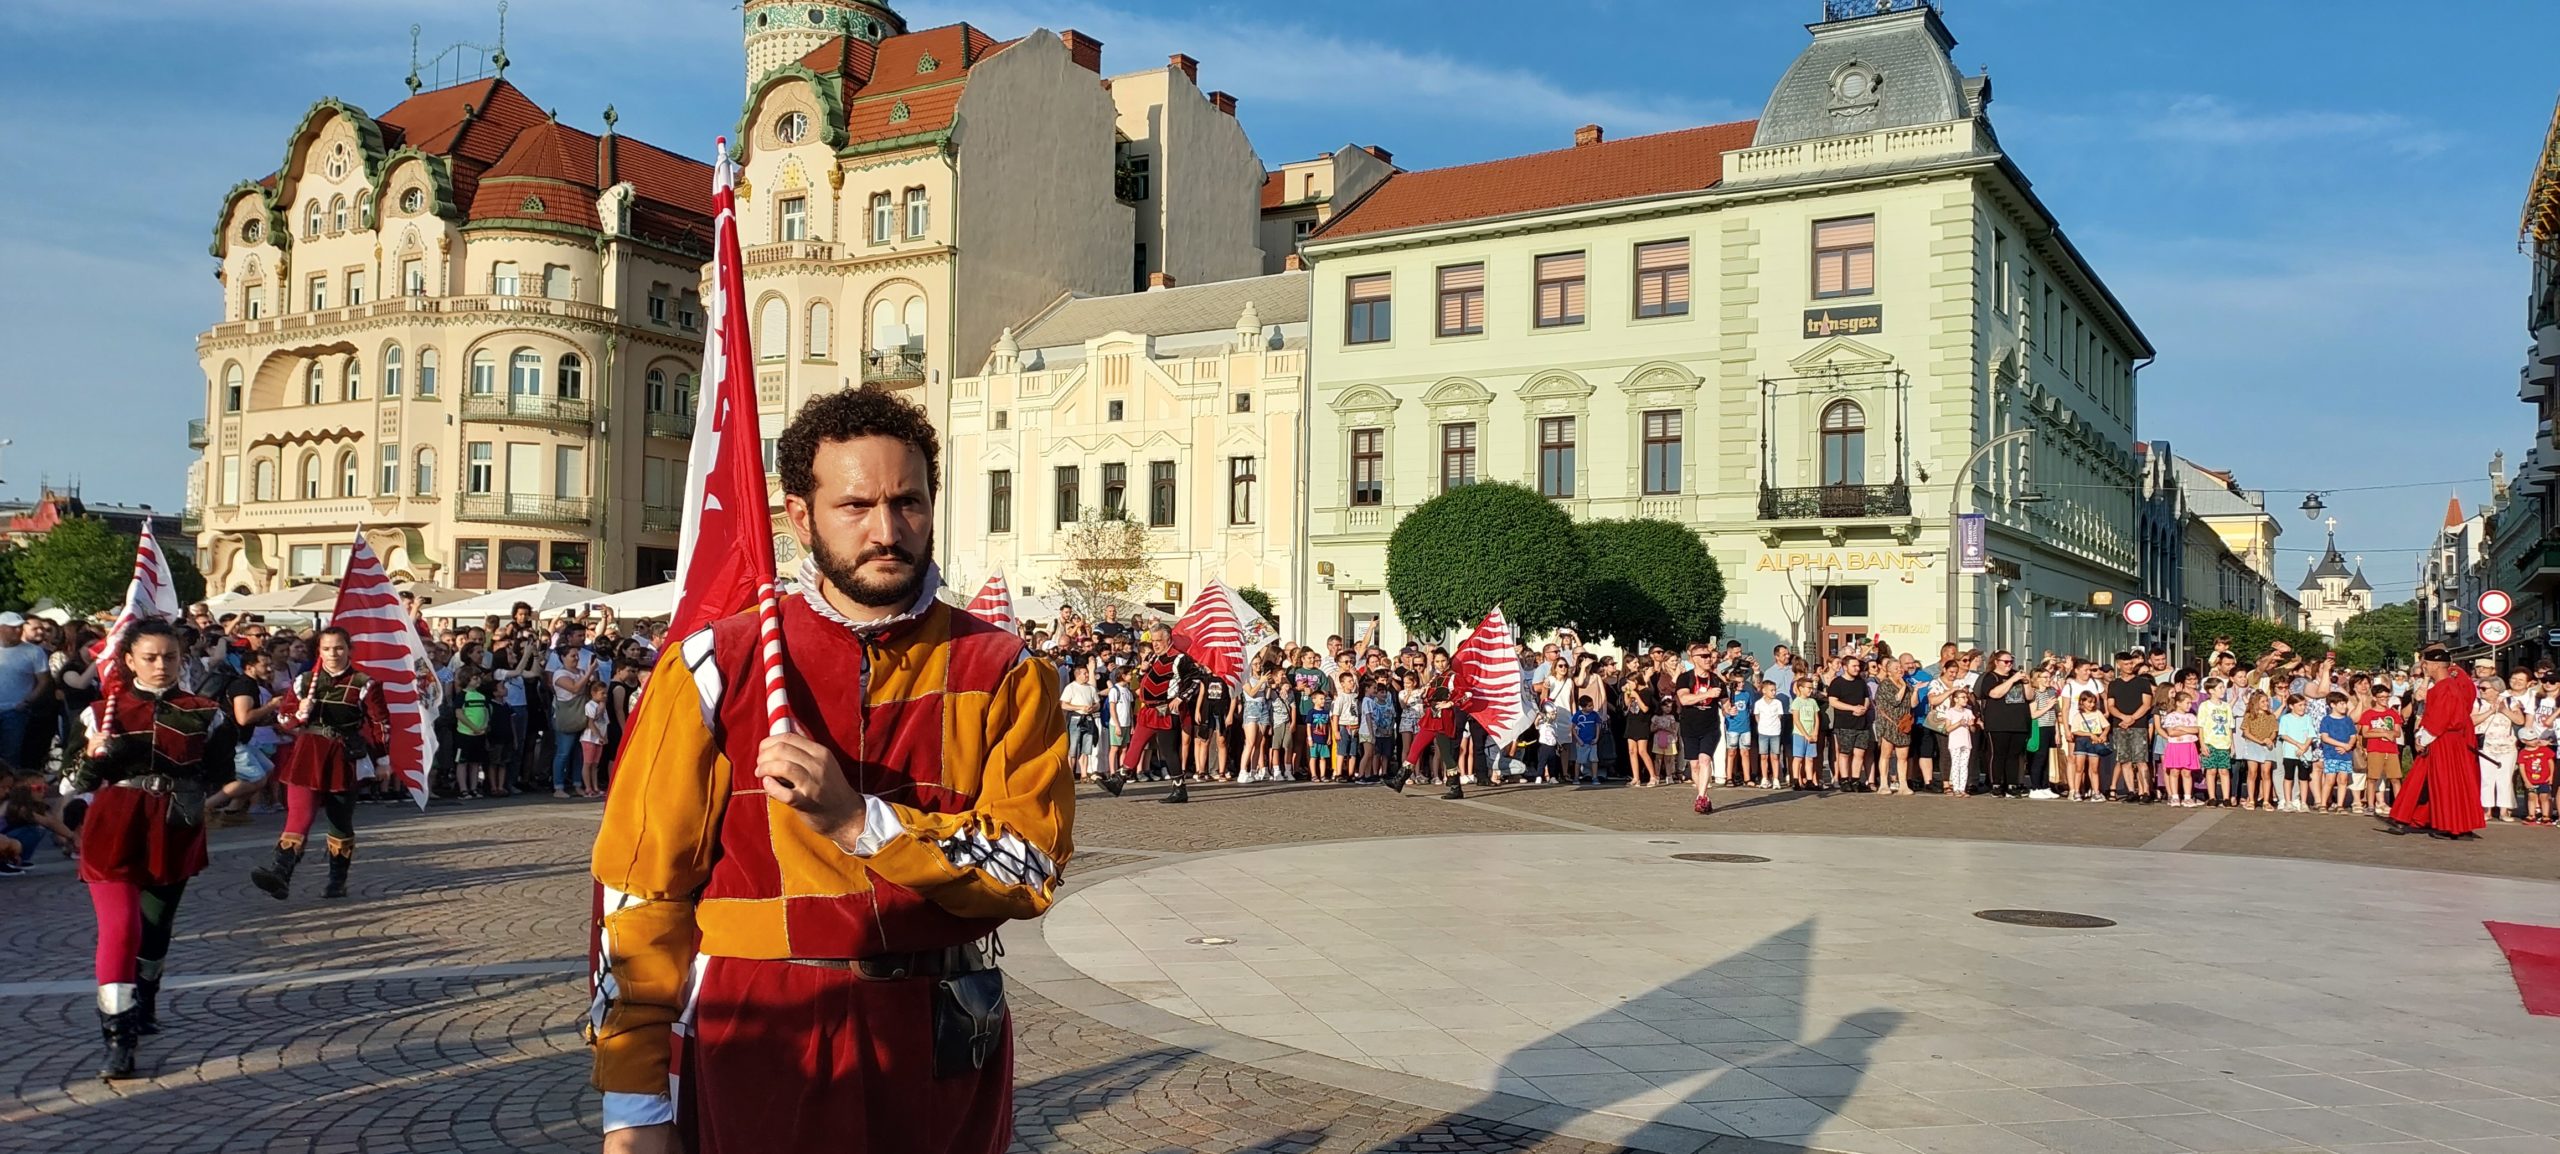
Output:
(2131, 94), (2448, 156)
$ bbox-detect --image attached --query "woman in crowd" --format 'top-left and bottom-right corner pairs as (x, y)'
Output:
(1873, 658), (1913, 795)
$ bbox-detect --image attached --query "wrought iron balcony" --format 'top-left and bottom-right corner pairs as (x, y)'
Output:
(460, 392), (593, 429)
(186, 418), (210, 449)
(455, 492), (593, 526)
(641, 506), (681, 534)
(1758, 483), (1912, 521)
(645, 410), (694, 440)
(861, 349), (925, 386)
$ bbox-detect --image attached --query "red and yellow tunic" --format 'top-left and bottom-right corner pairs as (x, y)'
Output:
(76, 688), (234, 886)
(588, 586), (1071, 1098)
(276, 669), (390, 793)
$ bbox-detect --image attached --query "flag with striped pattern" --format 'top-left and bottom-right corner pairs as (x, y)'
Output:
(964, 570), (1017, 634)
(1450, 605), (1529, 748)
(1169, 579), (1270, 689)
(95, 516), (183, 707)
(332, 535), (438, 810)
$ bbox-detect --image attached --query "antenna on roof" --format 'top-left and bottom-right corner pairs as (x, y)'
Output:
(410, 5), (509, 93)
(407, 25), (424, 94)
(492, 1), (511, 77)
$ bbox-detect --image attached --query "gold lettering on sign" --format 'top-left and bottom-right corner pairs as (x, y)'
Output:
(1755, 550), (1939, 573)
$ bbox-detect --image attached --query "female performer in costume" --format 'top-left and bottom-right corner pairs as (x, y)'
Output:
(251, 626), (389, 900)
(75, 619), (234, 1079)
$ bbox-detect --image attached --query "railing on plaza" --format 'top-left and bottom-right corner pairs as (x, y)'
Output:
(186, 418), (209, 449)
(645, 409), (694, 440)
(459, 392), (593, 428)
(454, 492), (594, 526)
(1758, 483), (1913, 520)
(862, 349), (926, 386)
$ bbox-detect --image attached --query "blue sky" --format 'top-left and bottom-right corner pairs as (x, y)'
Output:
(0, 0), (2544, 603)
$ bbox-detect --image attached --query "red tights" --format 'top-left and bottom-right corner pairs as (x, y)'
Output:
(88, 880), (186, 986)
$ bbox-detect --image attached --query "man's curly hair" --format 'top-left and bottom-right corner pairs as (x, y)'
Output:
(777, 385), (941, 500)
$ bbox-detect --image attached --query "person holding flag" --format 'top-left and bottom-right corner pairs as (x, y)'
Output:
(588, 143), (1070, 1154)
(249, 625), (390, 901)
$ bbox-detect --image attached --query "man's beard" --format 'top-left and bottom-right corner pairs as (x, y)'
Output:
(811, 533), (930, 610)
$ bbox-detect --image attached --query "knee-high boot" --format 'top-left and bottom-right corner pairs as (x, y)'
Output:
(98, 1007), (141, 1080)
(250, 840), (303, 900)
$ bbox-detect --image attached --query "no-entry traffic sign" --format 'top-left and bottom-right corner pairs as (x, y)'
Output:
(2481, 617), (2514, 646)
(2480, 589), (2514, 619)
(2121, 599), (2154, 627)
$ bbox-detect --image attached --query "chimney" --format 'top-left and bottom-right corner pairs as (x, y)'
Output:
(1148, 271), (1176, 291)
(1283, 253), (1305, 272)
(1362, 144), (1394, 166)
(1167, 53), (1199, 83)
(1574, 124), (1604, 147)
(1208, 90), (1237, 116)
(1059, 29), (1103, 73)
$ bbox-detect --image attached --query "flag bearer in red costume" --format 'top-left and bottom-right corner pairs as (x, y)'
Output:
(250, 626), (391, 900)
(591, 387), (1072, 1154)
(75, 620), (235, 1080)
(2382, 645), (2485, 840)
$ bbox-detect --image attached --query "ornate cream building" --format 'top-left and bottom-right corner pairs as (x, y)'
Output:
(945, 273), (1309, 624)
(1299, 1), (2154, 654)
(192, 69), (713, 594)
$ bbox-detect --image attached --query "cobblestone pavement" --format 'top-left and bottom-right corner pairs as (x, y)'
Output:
(4, 779), (2549, 1153)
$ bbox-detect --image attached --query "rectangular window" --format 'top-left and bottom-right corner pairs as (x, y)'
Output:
(404, 259), (426, 296)
(1642, 410), (1682, 495)
(1349, 428), (1383, 506)
(457, 539), (489, 588)
(415, 449), (435, 495)
(220, 455), (240, 506)
(418, 349), (439, 396)
(492, 261), (520, 296)
(543, 265), (570, 300)
(1440, 422), (1477, 492)
(1537, 417), (1575, 497)
(1233, 391), (1251, 414)
(379, 443), (399, 495)
(1106, 399), (1125, 422)
(779, 195), (807, 241)
(992, 409), (1009, 430)
(904, 187), (928, 238)
(761, 438), (778, 476)
(988, 469), (1013, 534)
(1055, 466), (1081, 525)
(307, 275), (327, 312)
(290, 545), (324, 578)
(1635, 240), (1690, 318)
(1812, 215), (1876, 298)
(1992, 227), (2011, 314)
(678, 293), (700, 330)
(346, 272), (365, 307)
(1344, 273), (1393, 345)
(466, 442), (494, 494)
(555, 446), (585, 500)
(648, 292), (668, 323)
(1101, 462), (1127, 519)
(246, 288), (263, 319)
(1228, 456), (1256, 526)
(1533, 252), (1586, 327)
(550, 541), (587, 581)
(643, 457), (672, 509)
(870, 193), (893, 244)
(1435, 263), (1485, 336)
(1149, 460), (1177, 527)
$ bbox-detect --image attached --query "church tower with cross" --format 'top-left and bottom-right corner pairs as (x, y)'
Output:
(2297, 518), (2374, 640)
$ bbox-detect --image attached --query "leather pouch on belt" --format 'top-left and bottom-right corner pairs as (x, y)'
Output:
(932, 968), (1007, 1079)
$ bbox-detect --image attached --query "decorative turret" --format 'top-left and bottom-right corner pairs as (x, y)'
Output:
(1751, 0), (1967, 149)
(1235, 300), (1263, 352)
(743, 0), (906, 92)
(988, 326), (1019, 375)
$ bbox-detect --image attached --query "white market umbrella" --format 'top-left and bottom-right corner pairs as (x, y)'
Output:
(426, 579), (606, 622)
(221, 583), (341, 614)
(578, 582), (677, 620)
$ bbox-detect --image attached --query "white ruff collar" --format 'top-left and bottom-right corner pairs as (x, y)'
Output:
(795, 555), (944, 636)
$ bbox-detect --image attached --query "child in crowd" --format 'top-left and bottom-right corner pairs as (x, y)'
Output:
(1571, 696), (1604, 784)
(1718, 679), (1751, 787)
(577, 681), (610, 798)
(2357, 694), (2404, 816)
(1939, 689), (1978, 795)
(1361, 680), (1398, 784)
(2198, 681), (2235, 807)
(1307, 690), (1335, 782)
(2158, 690), (2200, 807)
(2276, 694), (2319, 813)
(2316, 692), (2358, 814)
(2521, 726), (2556, 825)
(2238, 690), (2281, 811)
(1752, 680), (1785, 788)
(1650, 697), (1679, 785)
(2069, 691), (2108, 802)
(1790, 687), (1823, 789)
(454, 666), (495, 799)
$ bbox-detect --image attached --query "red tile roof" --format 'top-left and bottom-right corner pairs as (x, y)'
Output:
(791, 23), (1020, 149)
(1259, 170), (1285, 211)
(1314, 120), (1759, 240)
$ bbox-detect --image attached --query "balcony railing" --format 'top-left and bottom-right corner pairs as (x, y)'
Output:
(862, 349), (926, 386)
(642, 506), (681, 534)
(1758, 483), (1912, 521)
(2527, 542), (2560, 594)
(200, 292), (623, 342)
(181, 508), (203, 534)
(460, 392), (593, 428)
(743, 240), (838, 267)
(455, 492), (594, 526)
(645, 410), (695, 440)
(186, 418), (209, 449)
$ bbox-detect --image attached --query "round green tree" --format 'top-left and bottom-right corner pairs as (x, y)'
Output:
(1235, 585), (1277, 624)
(1386, 482), (1584, 639)
(15, 517), (131, 615)
(1576, 518), (1724, 651)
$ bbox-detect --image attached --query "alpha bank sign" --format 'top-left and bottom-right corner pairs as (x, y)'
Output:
(1803, 304), (1883, 339)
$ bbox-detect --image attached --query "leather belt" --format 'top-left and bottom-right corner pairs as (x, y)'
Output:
(118, 774), (185, 795)
(784, 943), (991, 981)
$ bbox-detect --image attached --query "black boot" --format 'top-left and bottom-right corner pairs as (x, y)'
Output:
(322, 852), (353, 899)
(249, 844), (303, 900)
(1385, 769), (1409, 794)
(99, 1009), (140, 1081)
(135, 978), (161, 1036)
(1441, 781), (1465, 800)
(1159, 780), (1189, 804)
(1099, 774), (1127, 798)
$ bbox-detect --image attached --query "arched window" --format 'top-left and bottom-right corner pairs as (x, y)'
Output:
(383, 345), (403, 396)
(223, 364), (244, 412)
(343, 358), (363, 401)
(646, 368), (667, 412)
(675, 373), (695, 413)
(418, 347), (440, 396)
(1820, 400), (1865, 487)
(757, 297), (788, 361)
(509, 349), (542, 395)
(300, 452), (321, 500)
(338, 450), (360, 497)
(306, 362), (326, 405)
(414, 447), (436, 495)
(470, 350), (496, 394)
(901, 299), (926, 347)
(329, 195), (348, 233)
(870, 299), (896, 349)
(808, 301), (832, 358)
(556, 352), (584, 400)
(252, 458), (275, 501)
(305, 200), (322, 238)
(354, 190), (372, 228)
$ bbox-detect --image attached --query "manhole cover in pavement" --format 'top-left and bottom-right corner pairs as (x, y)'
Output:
(1671, 852), (1771, 864)
(1185, 936), (1237, 946)
(1974, 909), (2115, 929)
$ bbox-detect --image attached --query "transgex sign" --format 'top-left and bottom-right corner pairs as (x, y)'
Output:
(1803, 304), (1883, 338)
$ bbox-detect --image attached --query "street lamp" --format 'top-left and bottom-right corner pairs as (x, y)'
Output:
(2299, 492), (2326, 520)
(0, 438), (12, 489)
(1946, 428), (2034, 645)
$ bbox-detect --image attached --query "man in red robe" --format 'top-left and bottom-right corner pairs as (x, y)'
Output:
(2383, 646), (2484, 840)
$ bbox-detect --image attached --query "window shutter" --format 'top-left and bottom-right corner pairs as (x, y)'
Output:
(1347, 274), (1390, 302)
(1814, 217), (1874, 249)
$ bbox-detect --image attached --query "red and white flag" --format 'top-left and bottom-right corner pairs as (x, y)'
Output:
(964, 570), (1018, 634)
(332, 535), (438, 811)
(1450, 605), (1529, 748)
(1169, 579), (1272, 690)
(94, 516), (183, 707)
(667, 137), (791, 734)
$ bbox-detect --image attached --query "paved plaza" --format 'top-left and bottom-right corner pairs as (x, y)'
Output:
(5, 782), (2559, 1153)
